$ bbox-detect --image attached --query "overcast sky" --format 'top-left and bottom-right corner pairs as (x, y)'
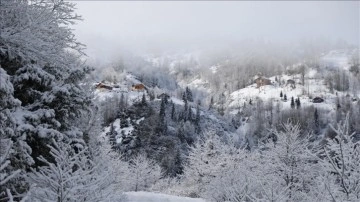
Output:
(73, 1), (359, 60)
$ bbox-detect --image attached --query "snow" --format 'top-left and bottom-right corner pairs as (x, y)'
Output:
(113, 118), (134, 144)
(178, 76), (211, 95)
(209, 65), (218, 74)
(227, 70), (357, 115)
(94, 84), (147, 105)
(136, 117), (145, 125)
(99, 124), (111, 140)
(170, 97), (184, 106)
(125, 192), (206, 202)
(125, 74), (142, 85)
(320, 49), (352, 70)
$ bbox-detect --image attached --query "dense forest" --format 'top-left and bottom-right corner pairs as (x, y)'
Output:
(1, 1), (359, 202)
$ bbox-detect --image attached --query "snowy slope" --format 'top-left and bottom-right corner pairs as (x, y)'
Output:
(228, 49), (359, 115)
(228, 72), (340, 113)
(93, 74), (147, 104)
(125, 192), (206, 202)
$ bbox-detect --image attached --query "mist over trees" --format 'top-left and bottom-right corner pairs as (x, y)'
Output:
(1, 0), (359, 202)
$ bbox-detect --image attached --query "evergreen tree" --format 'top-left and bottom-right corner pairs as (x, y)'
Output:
(148, 90), (155, 101)
(183, 94), (188, 122)
(280, 91), (283, 98)
(291, 96), (295, 109)
(186, 87), (193, 102)
(188, 107), (193, 121)
(119, 93), (125, 109)
(182, 92), (187, 103)
(284, 94), (287, 101)
(249, 98), (253, 105)
(0, 1), (93, 198)
(141, 93), (147, 106)
(177, 124), (186, 143)
(0, 139), (22, 201)
(171, 102), (176, 120)
(195, 103), (201, 133)
(159, 96), (166, 122)
(209, 96), (214, 110)
(108, 123), (118, 151)
(296, 97), (301, 109)
(314, 108), (319, 134)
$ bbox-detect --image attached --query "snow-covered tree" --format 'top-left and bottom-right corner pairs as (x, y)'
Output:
(159, 96), (166, 122)
(171, 102), (176, 120)
(257, 122), (320, 201)
(181, 133), (246, 198)
(0, 67), (32, 200)
(317, 114), (360, 201)
(27, 139), (98, 201)
(0, 139), (23, 202)
(126, 154), (162, 192)
(27, 137), (126, 202)
(1, 2), (95, 199)
(0, 0), (84, 65)
(1, 0), (92, 165)
(195, 103), (201, 133)
(185, 87), (193, 102)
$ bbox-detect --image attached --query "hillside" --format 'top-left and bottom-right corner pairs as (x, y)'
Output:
(93, 48), (359, 150)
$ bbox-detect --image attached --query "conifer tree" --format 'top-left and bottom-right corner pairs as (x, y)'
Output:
(188, 107), (193, 121)
(186, 87), (193, 102)
(108, 123), (118, 151)
(296, 97), (301, 109)
(291, 96), (295, 109)
(141, 93), (147, 106)
(314, 108), (319, 134)
(0, 1), (93, 198)
(209, 96), (214, 110)
(195, 103), (201, 133)
(159, 96), (166, 122)
(171, 102), (176, 120)
(183, 94), (188, 122)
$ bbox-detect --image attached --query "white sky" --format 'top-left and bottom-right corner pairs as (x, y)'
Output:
(73, 1), (359, 59)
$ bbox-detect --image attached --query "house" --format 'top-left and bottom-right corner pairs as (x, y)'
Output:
(132, 84), (145, 91)
(95, 83), (113, 90)
(286, 79), (296, 88)
(254, 77), (272, 88)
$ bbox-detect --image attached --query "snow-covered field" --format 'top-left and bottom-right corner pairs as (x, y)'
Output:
(125, 192), (206, 202)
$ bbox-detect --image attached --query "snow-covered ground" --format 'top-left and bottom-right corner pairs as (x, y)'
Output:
(228, 49), (359, 114)
(125, 192), (206, 202)
(228, 72), (341, 113)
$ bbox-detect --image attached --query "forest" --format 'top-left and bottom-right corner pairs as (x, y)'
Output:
(1, 1), (359, 202)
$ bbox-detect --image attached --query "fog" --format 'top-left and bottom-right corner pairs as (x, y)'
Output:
(73, 1), (359, 63)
